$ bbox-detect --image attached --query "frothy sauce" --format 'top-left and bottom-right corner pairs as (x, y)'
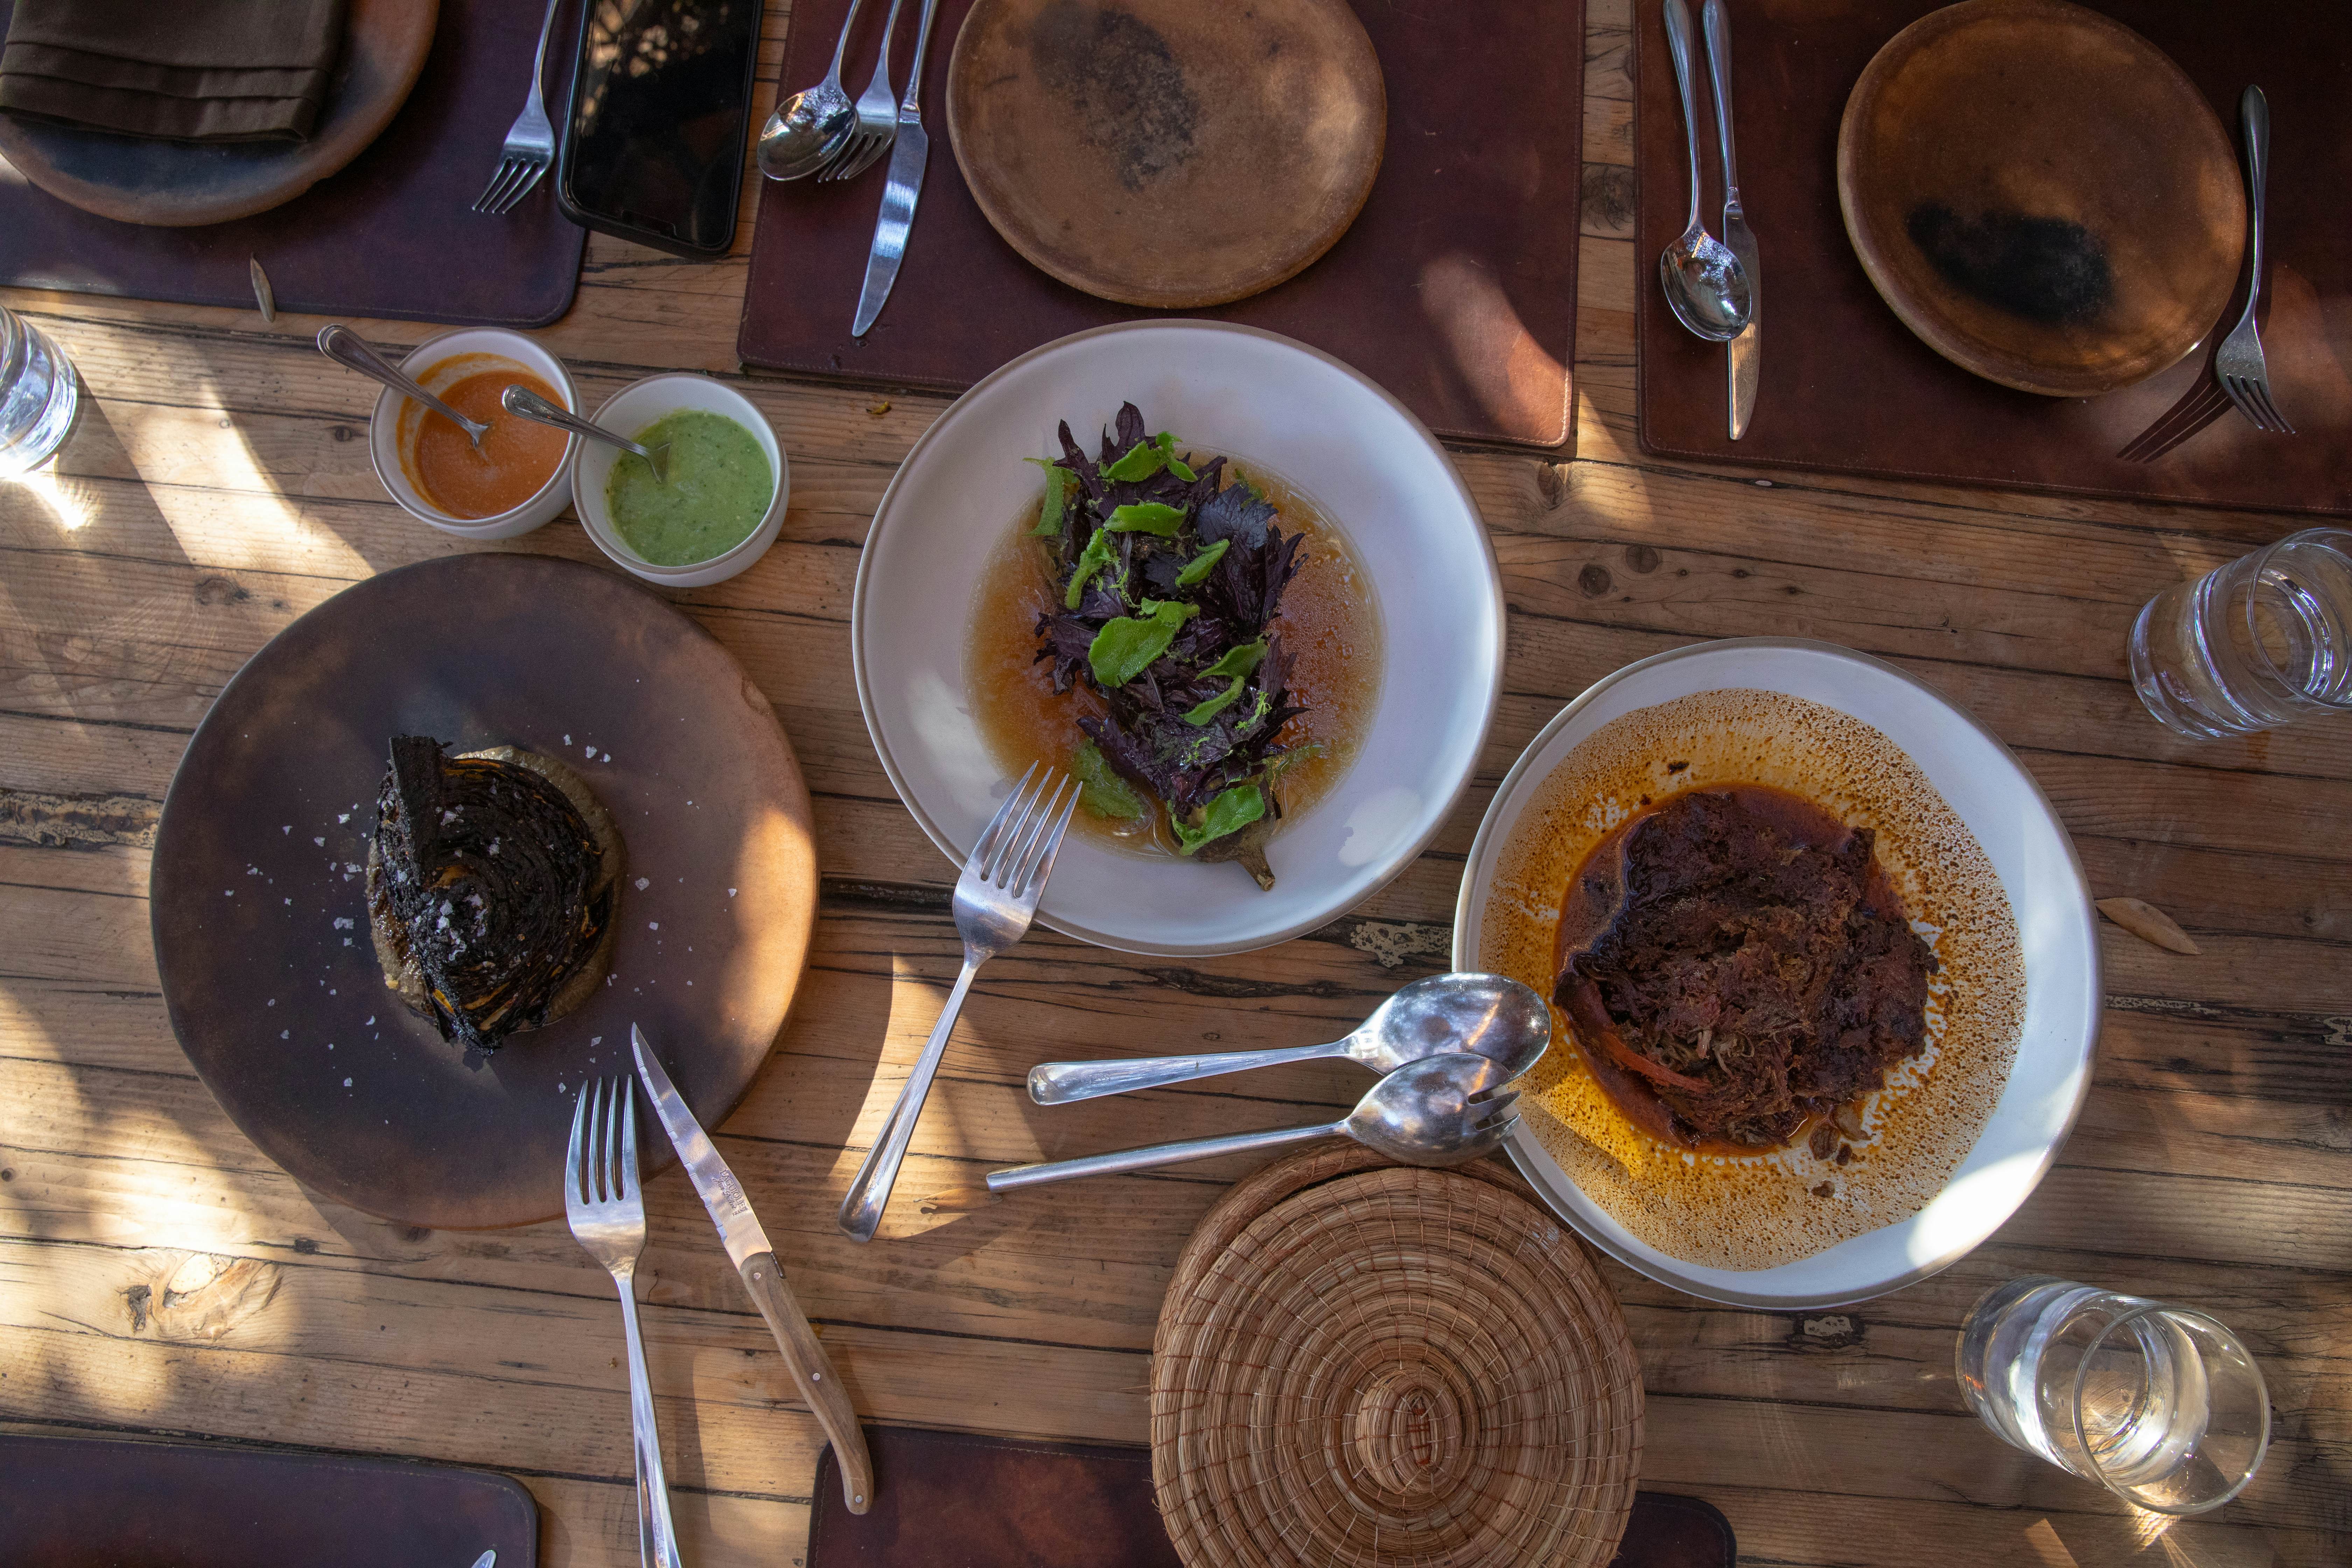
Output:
(406, 361), (568, 520)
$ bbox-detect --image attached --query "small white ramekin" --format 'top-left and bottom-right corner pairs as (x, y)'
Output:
(571, 373), (788, 587)
(367, 327), (579, 540)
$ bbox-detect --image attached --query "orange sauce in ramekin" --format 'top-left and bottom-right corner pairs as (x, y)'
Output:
(404, 362), (568, 519)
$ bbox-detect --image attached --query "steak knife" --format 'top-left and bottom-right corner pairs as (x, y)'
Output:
(850, 0), (944, 337)
(1703, 0), (1760, 439)
(631, 1026), (875, 1514)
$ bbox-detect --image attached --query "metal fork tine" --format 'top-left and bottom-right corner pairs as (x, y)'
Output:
(500, 161), (551, 214)
(2239, 378), (2283, 434)
(565, 1085), (590, 1209)
(484, 159), (531, 215)
(1017, 785), (1080, 901)
(615, 1077), (637, 1198)
(2249, 383), (2296, 435)
(488, 164), (535, 215)
(996, 775), (1065, 889)
(985, 777), (1052, 884)
(969, 763), (1036, 873)
(472, 159), (521, 215)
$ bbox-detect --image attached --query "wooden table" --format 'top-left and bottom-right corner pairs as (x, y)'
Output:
(2, 2), (2344, 1563)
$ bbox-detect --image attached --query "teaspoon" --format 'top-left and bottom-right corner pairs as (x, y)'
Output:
(933, 1054), (1522, 1206)
(1027, 972), (1550, 1105)
(500, 385), (667, 482)
(757, 0), (866, 181)
(1659, 0), (1752, 342)
(316, 324), (487, 449)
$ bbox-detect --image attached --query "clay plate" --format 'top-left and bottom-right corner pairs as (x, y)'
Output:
(945, 0), (1385, 308)
(149, 554), (818, 1229)
(0, 0), (438, 227)
(1836, 0), (2243, 397)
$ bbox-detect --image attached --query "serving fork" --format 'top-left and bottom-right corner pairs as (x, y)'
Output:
(565, 1077), (682, 1568)
(821, 0), (905, 182)
(2214, 85), (2293, 436)
(837, 764), (1076, 1242)
(471, 0), (563, 216)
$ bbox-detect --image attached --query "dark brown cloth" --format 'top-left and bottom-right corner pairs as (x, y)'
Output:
(1634, 0), (2352, 517)
(809, 1425), (1736, 1568)
(0, 0), (345, 141)
(738, 0), (1586, 451)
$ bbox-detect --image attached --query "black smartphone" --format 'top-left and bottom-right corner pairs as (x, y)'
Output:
(554, 0), (764, 259)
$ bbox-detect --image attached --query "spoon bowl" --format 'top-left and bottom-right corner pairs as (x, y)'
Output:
(1660, 227), (1754, 342)
(757, 0), (868, 181)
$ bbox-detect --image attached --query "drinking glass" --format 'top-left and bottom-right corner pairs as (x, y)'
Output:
(1956, 1276), (2270, 1516)
(0, 304), (79, 477)
(2129, 526), (2352, 738)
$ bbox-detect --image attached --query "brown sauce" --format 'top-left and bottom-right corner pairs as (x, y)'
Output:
(966, 460), (1382, 853)
(405, 361), (568, 519)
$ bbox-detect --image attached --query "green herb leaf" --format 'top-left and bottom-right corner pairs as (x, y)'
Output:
(1200, 640), (1266, 680)
(1106, 501), (1184, 536)
(1087, 599), (1197, 686)
(1174, 537), (1230, 586)
(1154, 432), (1197, 482)
(1101, 440), (1165, 482)
(1024, 460), (1073, 537)
(1069, 740), (1146, 819)
(1183, 679), (1246, 726)
(1172, 784), (1265, 855)
(1064, 530), (1117, 609)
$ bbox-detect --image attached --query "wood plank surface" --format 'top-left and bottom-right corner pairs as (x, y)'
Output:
(2, 1), (2346, 1565)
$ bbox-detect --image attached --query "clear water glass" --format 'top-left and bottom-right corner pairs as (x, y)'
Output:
(0, 304), (79, 477)
(1956, 1276), (2270, 1516)
(2129, 526), (2352, 738)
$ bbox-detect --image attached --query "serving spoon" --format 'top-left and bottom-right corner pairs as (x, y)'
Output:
(317, 324), (487, 449)
(929, 1054), (1521, 1209)
(1658, 0), (1752, 341)
(500, 385), (668, 482)
(756, 0), (866, 181)
(1027, 972), (1550, 1105)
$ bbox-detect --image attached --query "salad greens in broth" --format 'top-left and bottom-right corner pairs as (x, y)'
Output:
(1024, 401), (1322, 888)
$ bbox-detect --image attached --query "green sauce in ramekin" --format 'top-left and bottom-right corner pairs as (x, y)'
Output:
(606, 409), (771, 566)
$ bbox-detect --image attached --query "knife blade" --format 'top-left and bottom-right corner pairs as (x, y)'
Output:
(1703, 0), (1760, 440)
(631, 1026), (876, 1515)
(850, 0), (944, 337)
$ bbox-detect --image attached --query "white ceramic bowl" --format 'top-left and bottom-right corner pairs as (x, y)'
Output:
(853, 321), (1505, 957)
(572, 373), (788, 588)
(368, 327), (578, 540)
(1453, 637), (2102, 1308)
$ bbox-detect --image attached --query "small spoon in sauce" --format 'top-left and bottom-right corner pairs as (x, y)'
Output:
(500, 385), (668, 482)
(317, 324), (488, 449)
(1026, 972), (1550, 1104)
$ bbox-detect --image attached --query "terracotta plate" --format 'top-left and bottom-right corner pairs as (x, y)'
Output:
(1836, 0), (2243, 397)
(0, 0), (438, 227)
(945, 0), (1385, 308)
(149, 554), (818, 1229)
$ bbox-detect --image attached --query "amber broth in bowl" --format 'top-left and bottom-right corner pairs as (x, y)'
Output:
(965, 459), (1383, 855)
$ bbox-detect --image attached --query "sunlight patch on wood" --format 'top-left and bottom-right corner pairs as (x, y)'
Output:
(119, 392), (371, 579)
(4, 467), (97, 532)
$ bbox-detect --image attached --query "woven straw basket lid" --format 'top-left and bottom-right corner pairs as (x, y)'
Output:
(1152, 1146), (1644, 1568)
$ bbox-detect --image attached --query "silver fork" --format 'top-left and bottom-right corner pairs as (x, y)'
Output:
(2214, 85), (2294, 436)
(837, 764), (1077, 1242)
(566, 1077), (684, 1568)
(821, 0), (904, 182)
(472, 0), (563, 216)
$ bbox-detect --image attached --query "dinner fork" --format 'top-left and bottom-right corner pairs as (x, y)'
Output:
(821, 0), (904, 182)
(471, 0), (563, 216)
(566, 1077), (683, 1568)
(837, 764), (1077, 1242)
(2214, 85), (2294, 435)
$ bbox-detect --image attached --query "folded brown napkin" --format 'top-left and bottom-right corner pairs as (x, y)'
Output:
(0, 0), (346, 142)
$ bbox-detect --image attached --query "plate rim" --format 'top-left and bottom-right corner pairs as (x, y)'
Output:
(851, 317), (1505, 957)
(1450, 635), (2102, 1308)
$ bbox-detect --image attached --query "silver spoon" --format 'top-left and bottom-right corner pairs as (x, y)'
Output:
(938, 1054), (1521, 1206)
(317, 324), (487, 449)
(1659, 0), (1752, 342)
(1027, 972), (1550, 1105)
(499, 385), (666, 482)
(757, 0), (866, 181)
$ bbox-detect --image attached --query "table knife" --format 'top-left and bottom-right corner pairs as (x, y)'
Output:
(630, 1026), (875, 1515)
(850, 0), (944, 337)
(1703, 0), (1760, 440)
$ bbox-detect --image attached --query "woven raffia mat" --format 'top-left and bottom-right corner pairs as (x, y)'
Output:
(1151, 1146), (1644, 1568)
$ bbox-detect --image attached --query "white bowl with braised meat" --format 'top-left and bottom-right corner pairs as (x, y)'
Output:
(853, 321), (1504, 957)
(1454, 637), (2101, 1308)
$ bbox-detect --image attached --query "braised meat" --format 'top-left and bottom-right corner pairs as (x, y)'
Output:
(1554, 789), (1935, 1150)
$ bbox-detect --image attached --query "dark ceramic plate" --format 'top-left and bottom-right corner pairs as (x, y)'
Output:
(0, 0), (438, 227)
(149, 553), (818, 1228)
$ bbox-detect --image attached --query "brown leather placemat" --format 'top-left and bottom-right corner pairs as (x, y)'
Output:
(1635, 0), (2352, 514)
(0, 0), (588, 328)
(810, 1426), (1735, 1568)
(740, 0), (1584, 450)
(0, 1432), (537, 1566)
